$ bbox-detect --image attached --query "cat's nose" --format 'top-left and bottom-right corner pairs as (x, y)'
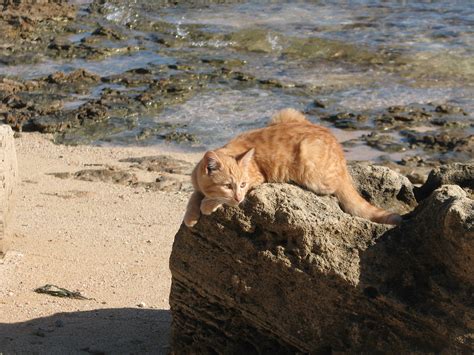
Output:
(234, 194), (244, 204)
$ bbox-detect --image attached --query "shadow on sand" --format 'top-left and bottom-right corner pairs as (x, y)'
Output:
(0, 308), (171, 354)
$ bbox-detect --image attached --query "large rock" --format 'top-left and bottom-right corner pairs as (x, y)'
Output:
(0, 125), (17, 257)
(169, 163), (473, 353)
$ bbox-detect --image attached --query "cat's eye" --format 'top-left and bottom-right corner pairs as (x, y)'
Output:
(240, 182), (247, 188)
(225, 183), (232, 189)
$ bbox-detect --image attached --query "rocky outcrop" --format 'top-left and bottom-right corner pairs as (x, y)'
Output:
(414, 163), (473, 201)
(169, 163), (473, 353)
(0, 0), (75, 20)
(0, 125), (18, 257)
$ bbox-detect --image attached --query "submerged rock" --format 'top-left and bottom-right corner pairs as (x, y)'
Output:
(170, 163), (474, 353)
(320, 112), (369, 130)
(361, 131), (408, 152)
(45, 69), (100, 85)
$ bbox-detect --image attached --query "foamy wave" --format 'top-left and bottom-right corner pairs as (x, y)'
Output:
(104, 2), (138, 25)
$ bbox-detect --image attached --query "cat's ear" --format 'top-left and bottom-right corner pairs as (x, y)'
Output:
(238, 148), (255, 169)
(204, 151), (222, 175)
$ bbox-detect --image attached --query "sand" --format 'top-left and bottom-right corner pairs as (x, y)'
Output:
(0, 132), (202, 354)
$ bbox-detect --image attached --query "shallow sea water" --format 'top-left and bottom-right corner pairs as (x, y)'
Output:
(1, 0), (472, 160)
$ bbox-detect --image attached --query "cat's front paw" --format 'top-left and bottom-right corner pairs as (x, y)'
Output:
(183, 208), (201, 228)
(184, 215), (199, 228)
(200, 199), (222, 215)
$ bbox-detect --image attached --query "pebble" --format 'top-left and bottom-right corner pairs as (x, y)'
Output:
(137, 302), (146, 308)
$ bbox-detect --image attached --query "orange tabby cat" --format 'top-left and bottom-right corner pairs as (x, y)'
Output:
(184, 108), (402, 227)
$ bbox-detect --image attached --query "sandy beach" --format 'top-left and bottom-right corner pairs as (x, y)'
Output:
(0, 132), (201, 353)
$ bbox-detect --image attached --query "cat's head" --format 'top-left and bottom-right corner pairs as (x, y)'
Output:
(197, 148), (254, 206)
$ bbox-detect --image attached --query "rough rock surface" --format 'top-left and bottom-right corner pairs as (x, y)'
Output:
(348, 163), (417, 213)
(414, 163), (474, 201)
(169, 163), (473, 353)
(0, 125), (17, 257)
(0, 0), (75, 21)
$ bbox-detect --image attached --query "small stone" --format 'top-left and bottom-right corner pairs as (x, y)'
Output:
(137, 302), (146, 308)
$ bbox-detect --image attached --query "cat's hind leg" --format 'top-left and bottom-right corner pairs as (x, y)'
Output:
(183, 191), (204, 227)
(200, 197), (223, 215)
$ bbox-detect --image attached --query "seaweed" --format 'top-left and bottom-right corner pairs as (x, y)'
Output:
(34, 284), (92, 300)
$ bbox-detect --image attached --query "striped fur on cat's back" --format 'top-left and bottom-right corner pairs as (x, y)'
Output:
(184, 108), (402, 227)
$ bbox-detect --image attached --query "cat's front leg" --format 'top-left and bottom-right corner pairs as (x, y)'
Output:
(200, 197), (223, 215)
(183, 190), (204, 227)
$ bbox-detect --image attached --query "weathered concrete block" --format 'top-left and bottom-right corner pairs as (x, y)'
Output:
(170, 164), (473, 353)
(0, 125), (18, 257)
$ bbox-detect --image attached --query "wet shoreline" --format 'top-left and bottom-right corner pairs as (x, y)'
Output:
(0, 0), (472, 183)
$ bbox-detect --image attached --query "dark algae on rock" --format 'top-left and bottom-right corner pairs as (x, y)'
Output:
(169, 163), (474, 353)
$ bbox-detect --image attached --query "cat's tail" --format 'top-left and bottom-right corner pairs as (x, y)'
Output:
(268, 108), (309, 126)
(335, 175), (402, 225)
